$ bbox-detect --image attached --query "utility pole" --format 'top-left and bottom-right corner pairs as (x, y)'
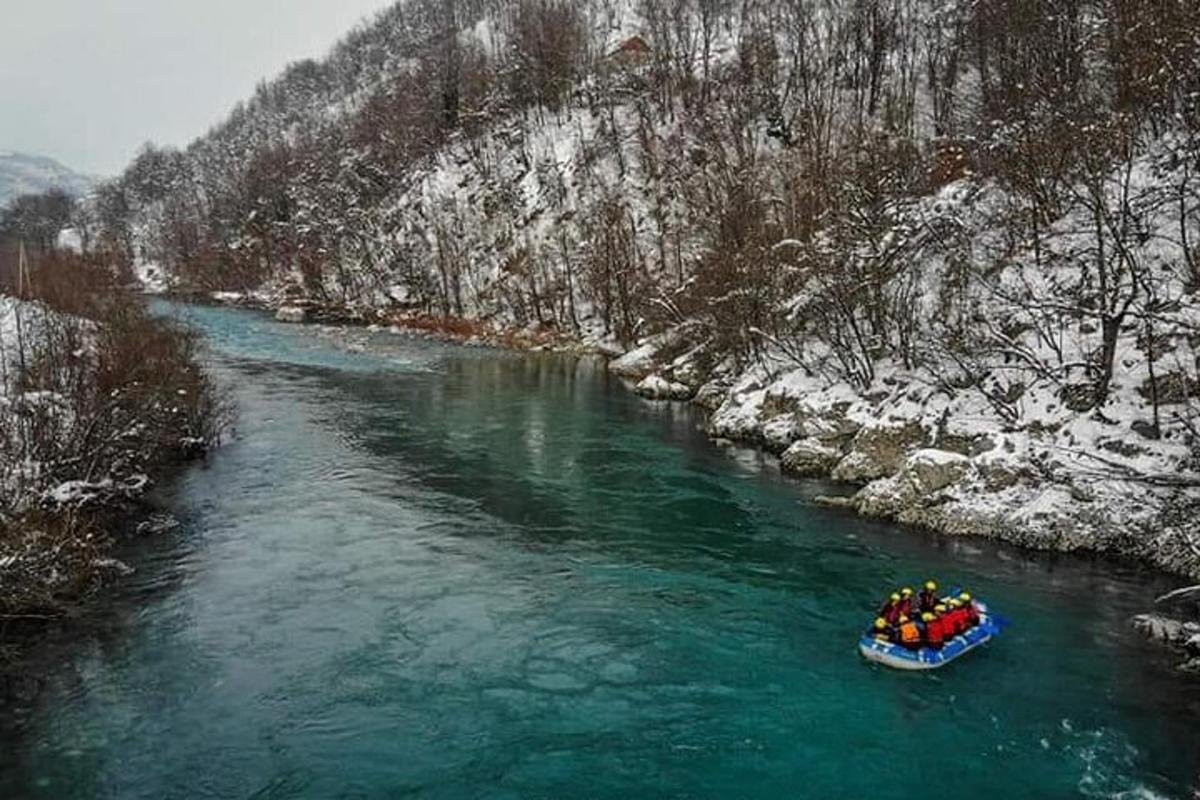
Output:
(13, 240), (30, 474)
(15, 240), (28, 373)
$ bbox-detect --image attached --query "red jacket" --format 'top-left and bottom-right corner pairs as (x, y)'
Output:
(925, 617), (947, 649)
(879, 601), (903, 625)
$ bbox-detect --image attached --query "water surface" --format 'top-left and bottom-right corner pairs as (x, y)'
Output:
(1, 303), (1197, 799)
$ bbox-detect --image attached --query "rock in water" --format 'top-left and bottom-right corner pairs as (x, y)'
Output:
(276, 307), (307, 324)
(1132, 614), (1200, 649)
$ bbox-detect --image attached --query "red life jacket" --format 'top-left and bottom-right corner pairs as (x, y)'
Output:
(965, 603), (980, 628)
(952, 608), (970, 635)
(925, 618), (946, 649)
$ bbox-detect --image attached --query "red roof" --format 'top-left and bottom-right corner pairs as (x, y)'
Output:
(615, 36), (651, 56)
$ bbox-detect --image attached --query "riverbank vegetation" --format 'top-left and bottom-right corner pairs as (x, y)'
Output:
(0, 212), (227, 629)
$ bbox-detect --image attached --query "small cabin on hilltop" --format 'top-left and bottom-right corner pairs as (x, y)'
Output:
(609, 35), (652, 68)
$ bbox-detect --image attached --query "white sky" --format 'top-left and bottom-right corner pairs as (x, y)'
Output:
(0, 0), (398, 176)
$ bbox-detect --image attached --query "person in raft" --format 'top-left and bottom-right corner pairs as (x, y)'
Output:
(878, 587), (916, 624)
(917, 580), (940, 613)
(879, 593), (904, 625)
(896, 615), (923, 649)
(960, 592), (980, 627)
(922, 611), (947, 649)
(869, 585), (980, 647)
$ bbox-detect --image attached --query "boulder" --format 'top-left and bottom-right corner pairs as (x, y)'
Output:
(670, 350), (710, 391)
(275, 306), (307, 324)
(831, 421), (930, 484)
(610, 342), (661, 379)
(781, 437), (842, 478)
(801, 407), (862, 450)
(1132, 614), (1197, 648)
(693, 381), (730, 412)
(902, 449), (972, 496)
(635, 374), (694, 401)
(977, 458), (1023, 492)
(610, 330), (687, 380)
(707, 391), (768, 441)
(853, 475), (913, 518)
(762, 415), (803, 454)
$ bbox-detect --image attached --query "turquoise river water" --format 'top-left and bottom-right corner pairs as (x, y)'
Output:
(1, 303), (1198, 799)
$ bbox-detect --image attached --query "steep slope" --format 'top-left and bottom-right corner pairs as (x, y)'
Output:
(0, 151), (94, 207)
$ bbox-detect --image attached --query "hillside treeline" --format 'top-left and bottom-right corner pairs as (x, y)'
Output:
(62, 0), (1200, 418)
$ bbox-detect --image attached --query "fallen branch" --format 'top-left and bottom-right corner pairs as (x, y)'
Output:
(1155, 584), (1200, 606)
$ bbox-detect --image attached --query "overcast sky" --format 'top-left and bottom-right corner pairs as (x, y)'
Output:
(0, 0), (397, 177)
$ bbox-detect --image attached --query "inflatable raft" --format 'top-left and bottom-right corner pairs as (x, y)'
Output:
(859, 610), (1002, 671)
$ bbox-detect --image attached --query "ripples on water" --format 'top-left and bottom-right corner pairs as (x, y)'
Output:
(0, 303), (1198, 799)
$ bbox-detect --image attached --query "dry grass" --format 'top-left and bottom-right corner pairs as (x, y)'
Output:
(0, 251), (229, 626)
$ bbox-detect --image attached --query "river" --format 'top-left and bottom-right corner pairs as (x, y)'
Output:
(1, 303), (1198, 799)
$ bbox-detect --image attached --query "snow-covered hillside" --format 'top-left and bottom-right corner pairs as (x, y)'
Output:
(78, 0), (1200, 576)
(0, 151), (94, 207)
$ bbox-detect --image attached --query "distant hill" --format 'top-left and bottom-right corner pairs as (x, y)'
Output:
(0, 151), (95, 207)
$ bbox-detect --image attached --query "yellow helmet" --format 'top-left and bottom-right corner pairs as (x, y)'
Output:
(949, 598), (962, 608)
(901, 587), (914, 597)
(890, 593), (901, 602)
(925, 581), (938, 591)
(934, 604), (947, 613)
(899, 615), (910, 624)
(922, 612), (935, 622)
(874, 618), (888, 629)
(960, 592), (972, 602)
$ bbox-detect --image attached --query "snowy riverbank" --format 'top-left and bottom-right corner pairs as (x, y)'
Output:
(612, 333), (1200, 582)
(192, 294), (1200, 583)
(1, 290), (224, 625)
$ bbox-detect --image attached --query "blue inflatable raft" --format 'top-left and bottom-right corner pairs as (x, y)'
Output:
(859, 610), (1002, 671)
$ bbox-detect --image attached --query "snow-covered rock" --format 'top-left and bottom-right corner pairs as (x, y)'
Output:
(780, 437), (843, 478)
(276, 306), (307, 324)
(635, 374), (693, 401)
(1133, 614), (1200, 671)
(610, 331), (684, 380)
(832, 421), (930, 484)
(903, 449), (972, 496)
(761, 414), (802, 454)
